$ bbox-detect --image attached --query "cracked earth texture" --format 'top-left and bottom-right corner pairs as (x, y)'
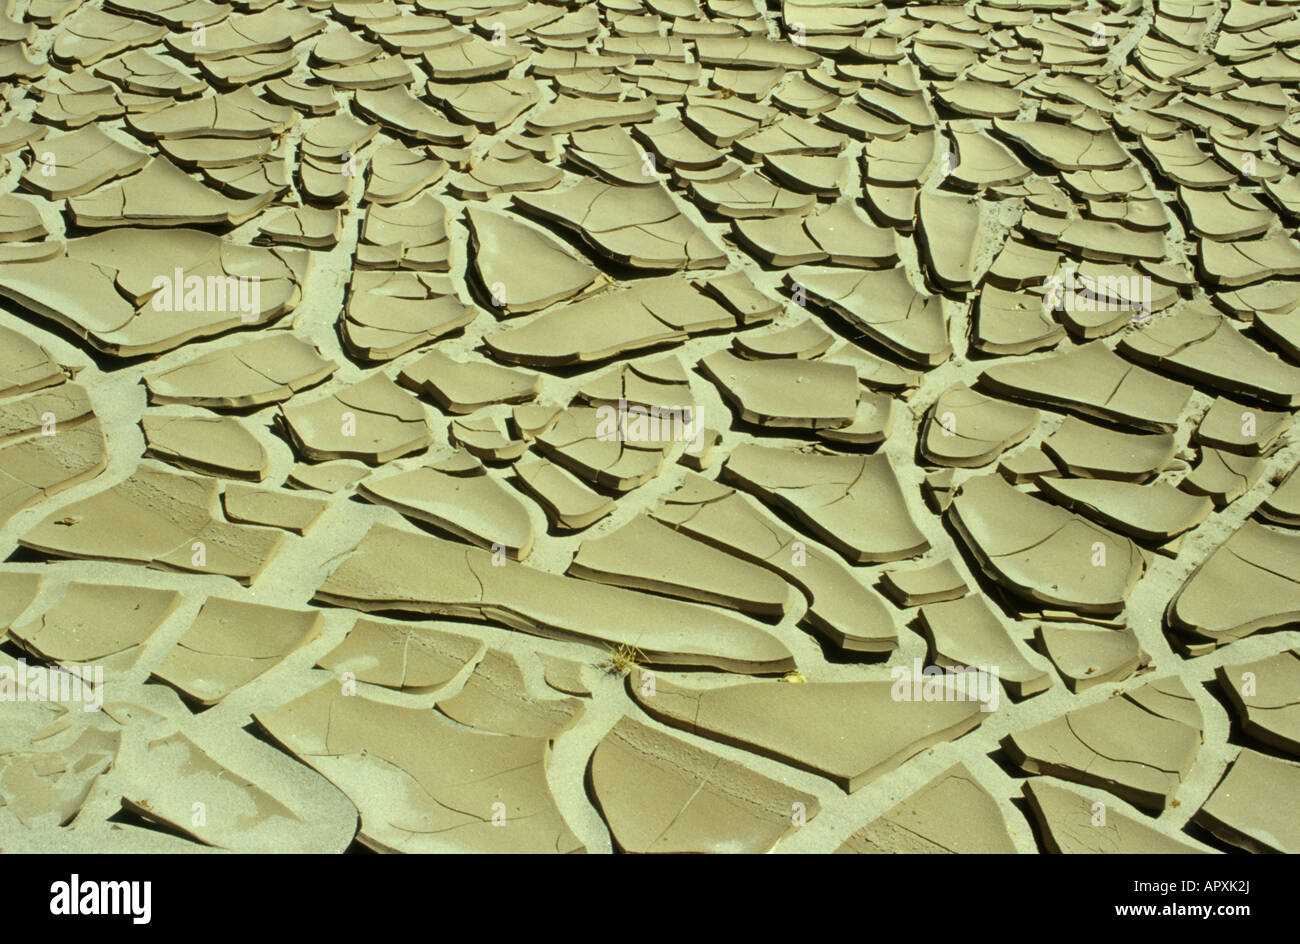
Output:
(1, 0), (1299, 855)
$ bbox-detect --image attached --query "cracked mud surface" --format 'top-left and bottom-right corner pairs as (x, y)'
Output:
(1, 0), (1300, 855)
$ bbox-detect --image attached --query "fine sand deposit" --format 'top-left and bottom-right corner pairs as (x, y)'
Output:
(0, 0), (1299, 855)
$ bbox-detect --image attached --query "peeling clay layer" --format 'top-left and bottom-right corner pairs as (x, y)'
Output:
(0, 0), (1297, 857)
